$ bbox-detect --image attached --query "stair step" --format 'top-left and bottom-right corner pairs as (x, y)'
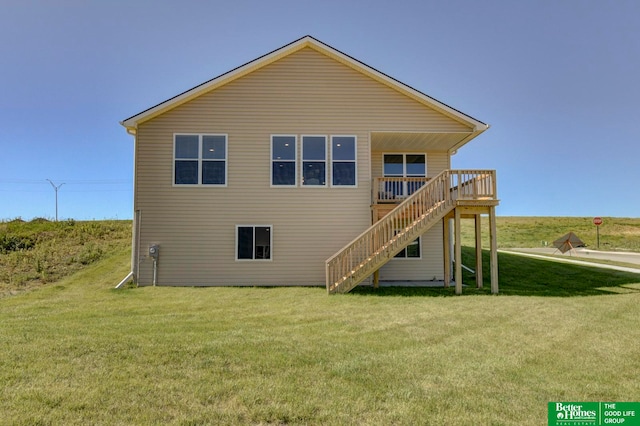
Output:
(327, 178), (458, 293)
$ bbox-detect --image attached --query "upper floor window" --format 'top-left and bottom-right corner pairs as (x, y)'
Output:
(271, 135), (297, 186)
(302, 136), (326, 186)
(331, 136), (356, 186)
(174, 134), (227, 185)
(383, 153), (426, 196)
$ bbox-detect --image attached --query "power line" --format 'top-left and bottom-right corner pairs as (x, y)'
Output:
(0, 179), (131, 185)
(0, 188), (131, 193)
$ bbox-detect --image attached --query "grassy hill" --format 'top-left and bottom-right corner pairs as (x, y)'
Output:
(0, 219), (131, 296)
(461, 216), (640, 251)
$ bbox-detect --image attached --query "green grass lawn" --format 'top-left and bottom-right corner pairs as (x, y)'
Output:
(461, 216), (640, 251)
(2, 247), (640, 425)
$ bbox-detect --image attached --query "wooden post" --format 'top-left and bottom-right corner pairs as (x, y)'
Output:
(443, 218), (450, 288)
(454, 208), (462, 295)
(475, 214), (483, 289)
(373, 269), (379, 289)
(489, 206), (499, 294)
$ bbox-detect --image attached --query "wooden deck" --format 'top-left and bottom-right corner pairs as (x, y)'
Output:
(326, 170), (499, 294)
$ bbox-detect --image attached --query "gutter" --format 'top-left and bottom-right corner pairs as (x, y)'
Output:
(449, 124), (490, 155)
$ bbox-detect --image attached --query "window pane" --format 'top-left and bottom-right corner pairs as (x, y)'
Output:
(303, 136), (326, 160)
(237, 227), (254, 259)
(175, 160), (198, 184)
(332, 162), (355, 186)
(202, 161), (225, 184)
(383, 154), (403, 176)
(406, 239), (420, 257)
(272, 162), (295, 185)
(202, 135), (226, 160)
(303, 162), (326, 185)
(406, 154), (426, 176)
(272, 136), (295, 160)
(394, 237), (419, 258)
(254, 227), (271, 260)
(332, 137), (355, 161)
(175, 135), (199, 159)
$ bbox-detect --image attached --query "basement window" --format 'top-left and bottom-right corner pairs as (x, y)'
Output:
(236, 225), (272, 260)
(394, 236), (421, 259)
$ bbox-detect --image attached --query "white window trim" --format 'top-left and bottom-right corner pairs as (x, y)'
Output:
(270, 135), (298, 187)
(392, 235), (422, 260)
(382, 152), (427, 178)
(173, 133), (228, 187)
(330, 135), (358, 188)
(235, 224), (273, 261)
(301, 135), (327, 187)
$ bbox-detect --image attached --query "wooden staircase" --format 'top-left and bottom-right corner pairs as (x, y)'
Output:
(325, 170), (496, 294)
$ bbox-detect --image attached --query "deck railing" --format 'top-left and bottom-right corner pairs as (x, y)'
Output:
(326, 170), (496, 294)
(372, 177), (431, 203)
(449, 170), (497, 200)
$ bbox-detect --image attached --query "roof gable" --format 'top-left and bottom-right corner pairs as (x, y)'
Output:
(121, 36), (488, 134)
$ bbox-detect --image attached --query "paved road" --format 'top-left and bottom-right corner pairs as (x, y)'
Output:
(500, 248), (640, 274)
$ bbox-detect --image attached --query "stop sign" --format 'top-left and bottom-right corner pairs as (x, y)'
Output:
(593, 217), (603, 226)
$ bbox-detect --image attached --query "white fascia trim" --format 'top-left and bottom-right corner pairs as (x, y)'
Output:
(305, 38), (489, 131)
(121, 37), (313, 129)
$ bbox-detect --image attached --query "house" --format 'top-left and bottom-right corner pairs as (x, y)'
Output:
(120, 36), (499, 294)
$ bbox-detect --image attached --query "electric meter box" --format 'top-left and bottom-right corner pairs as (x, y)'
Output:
(149, 244), (159, 259)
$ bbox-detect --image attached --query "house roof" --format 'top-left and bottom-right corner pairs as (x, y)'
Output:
(121, 35), (489, 140)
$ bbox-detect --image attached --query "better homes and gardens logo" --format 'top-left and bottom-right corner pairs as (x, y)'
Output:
(552, 402), (597, 424)
(549, 402), (639, 426)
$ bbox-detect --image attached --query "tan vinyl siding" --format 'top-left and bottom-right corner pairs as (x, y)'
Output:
(134, 47), (465, 286)
(379, 226), (444, 281)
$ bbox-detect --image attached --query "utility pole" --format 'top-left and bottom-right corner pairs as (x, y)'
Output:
(46, 179), (65, 221)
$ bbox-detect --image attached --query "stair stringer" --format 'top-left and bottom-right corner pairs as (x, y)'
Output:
(327, 199), (456, 294)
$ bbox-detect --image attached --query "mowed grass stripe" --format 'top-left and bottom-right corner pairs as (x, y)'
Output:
(1, 248), (640, 424)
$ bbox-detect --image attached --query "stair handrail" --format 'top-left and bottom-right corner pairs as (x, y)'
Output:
(325, 169), (496, 293)
(326, 170), (450, 293)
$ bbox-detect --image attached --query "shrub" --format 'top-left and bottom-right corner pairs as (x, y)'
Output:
(0, 235), (35, 254)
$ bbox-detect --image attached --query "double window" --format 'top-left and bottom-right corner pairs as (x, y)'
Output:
(236, 225), (272, 260)
(174, 134), (227, 185)
(271, 135), (356, 187)
(383, 153), (426, 197)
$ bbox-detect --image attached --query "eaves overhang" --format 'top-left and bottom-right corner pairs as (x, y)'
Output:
(371, 127), (489, 154)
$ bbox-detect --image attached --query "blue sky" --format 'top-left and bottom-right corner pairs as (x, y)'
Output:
(1, 0), (638, 220)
